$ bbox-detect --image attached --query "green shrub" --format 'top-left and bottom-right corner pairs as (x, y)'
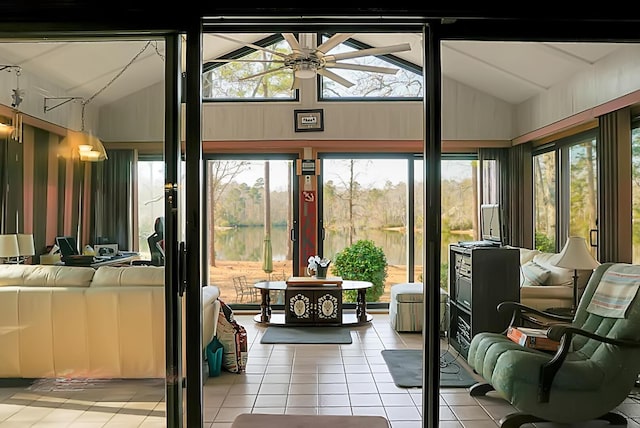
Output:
(535, 232), (555, 253)
(331, 239), (388, 302)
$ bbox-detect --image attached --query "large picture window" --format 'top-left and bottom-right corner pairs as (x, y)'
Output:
(318, 33), (423, 99)
(533, 130), (598, 254)
(533, 149), (557, 251)
(204, 158), (295, 306)
(203, 34), (297, 100)
(136, 159), (165, 259)
(319, 155), (476, 304)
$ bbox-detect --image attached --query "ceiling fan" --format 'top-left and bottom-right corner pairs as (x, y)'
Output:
(209, 33), (412, 89)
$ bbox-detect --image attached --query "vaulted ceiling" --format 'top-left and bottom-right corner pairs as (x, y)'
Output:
(0, 33), (626, 110)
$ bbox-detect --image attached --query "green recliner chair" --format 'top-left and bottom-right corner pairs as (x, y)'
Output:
(467, 262), (640, 427)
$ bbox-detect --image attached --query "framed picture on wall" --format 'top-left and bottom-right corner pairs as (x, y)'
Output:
(294, 109), (324, 132)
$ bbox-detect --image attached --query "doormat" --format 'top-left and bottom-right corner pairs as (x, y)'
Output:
(232, 413), (390, 428)
(260, 326), (352, 344)
(381, 349), (477, 388)
(0, 378), (35, 388)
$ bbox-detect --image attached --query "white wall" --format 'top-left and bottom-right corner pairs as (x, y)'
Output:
(98, 83), (165, 143)
(515, 45), (640, 137)
(97, 75), (514, 143)
(0, 57), (100, 135)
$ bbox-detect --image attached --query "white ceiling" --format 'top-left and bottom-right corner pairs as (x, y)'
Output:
(0, 33), (625, 110)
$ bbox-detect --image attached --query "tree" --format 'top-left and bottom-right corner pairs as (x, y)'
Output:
(207, 160), (250, 266)
(534, 152), (556, 249)
(324, 159), (368, 245)
(203, 39), (295, 98)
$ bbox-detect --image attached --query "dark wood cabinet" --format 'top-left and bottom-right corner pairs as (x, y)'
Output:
(285, 287), (342, 325)
(448, 244), (520, 360)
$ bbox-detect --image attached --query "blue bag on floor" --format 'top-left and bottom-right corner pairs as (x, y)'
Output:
(206, 337), (224, 377)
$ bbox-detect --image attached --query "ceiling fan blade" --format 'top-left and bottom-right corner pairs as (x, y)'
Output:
(210, 33), (289, 59)
(325, 43), (411, 62)
(282, 33), (303, 52)
(208, 58), (286, 63)
(324, 62), (399, 74)
(316, 33), (353, 54)
(317, 69), (354, 88)
(239, 65), (289, 81)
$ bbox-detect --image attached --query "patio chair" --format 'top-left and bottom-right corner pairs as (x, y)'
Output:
(233, 275), (258, 302)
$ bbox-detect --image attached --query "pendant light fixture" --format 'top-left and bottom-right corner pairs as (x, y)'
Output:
(43, 41), (161, 162)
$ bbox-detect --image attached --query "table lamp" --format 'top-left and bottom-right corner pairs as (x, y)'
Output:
(552, 236), (600, 316)
(17, 234), (35, 263)
(0, 234), (20, 263)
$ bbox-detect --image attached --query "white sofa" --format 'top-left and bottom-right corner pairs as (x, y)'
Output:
(0, 264), (220, 379)
(516, 247), (593, 310)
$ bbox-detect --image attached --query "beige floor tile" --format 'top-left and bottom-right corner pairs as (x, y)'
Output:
(286, 394), (318, 407)
(288, 383), (317, 394)
(8, 313), (638, 427)
(318, 383), (348, 394)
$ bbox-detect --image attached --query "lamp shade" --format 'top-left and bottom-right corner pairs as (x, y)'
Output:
(0, 121), (14, 136)
(554, 236), (600, 270)
(62, 130), (108, 162)
(17, 234), (35, 256)
(0, 234), (19, 258)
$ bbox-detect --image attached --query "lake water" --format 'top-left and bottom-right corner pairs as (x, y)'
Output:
(214, 226), (473, 265)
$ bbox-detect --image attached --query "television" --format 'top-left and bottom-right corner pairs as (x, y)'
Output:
(480, 204), (503, 245)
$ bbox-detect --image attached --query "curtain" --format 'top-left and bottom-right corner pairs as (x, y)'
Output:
(478, 148), (512, 244)
(31, 129), (52, 257)
(0, 135), (7, 233)
(90, 149), (134, 251)
(597, 108), (632, 263)
(507, 143), (533, 248)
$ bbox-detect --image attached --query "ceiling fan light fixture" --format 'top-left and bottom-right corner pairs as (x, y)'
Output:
(294, 62), (317, 79)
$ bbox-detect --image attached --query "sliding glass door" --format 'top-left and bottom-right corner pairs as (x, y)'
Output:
(204, 157), (298, 307)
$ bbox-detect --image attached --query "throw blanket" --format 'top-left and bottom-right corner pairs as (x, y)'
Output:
(587, 264), (640, 318)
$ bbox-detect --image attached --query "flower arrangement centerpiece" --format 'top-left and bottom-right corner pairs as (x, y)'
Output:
(307, 255), (331, 279)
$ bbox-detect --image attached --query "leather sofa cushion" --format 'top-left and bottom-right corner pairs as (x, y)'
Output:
(92, 265), (164, 287)
(519, 248), (541, 265)
(0, 265), (95, 287)
(521, 261), (551, 286)
(532, 253), (573, 286)
(532, 253), (592, 288)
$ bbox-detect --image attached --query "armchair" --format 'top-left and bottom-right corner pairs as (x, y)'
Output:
(467, 262), (640, 427)
(148, 216), (165, 266)
(132, 216), (165, 266)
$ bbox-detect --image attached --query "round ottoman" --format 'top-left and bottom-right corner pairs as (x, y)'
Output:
(389, 282), (449, 334)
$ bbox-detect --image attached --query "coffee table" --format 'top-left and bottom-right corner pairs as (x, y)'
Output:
(253, 280), (373, 326)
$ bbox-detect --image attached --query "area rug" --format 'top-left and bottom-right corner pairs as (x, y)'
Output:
(0, 378), (34, 388)
(232, 413), (389, 428)
(260, 326), (352, 344)
(381, 349), (477, 388)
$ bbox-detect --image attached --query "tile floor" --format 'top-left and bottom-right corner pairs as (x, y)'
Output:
(1, 312), (640, 427)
